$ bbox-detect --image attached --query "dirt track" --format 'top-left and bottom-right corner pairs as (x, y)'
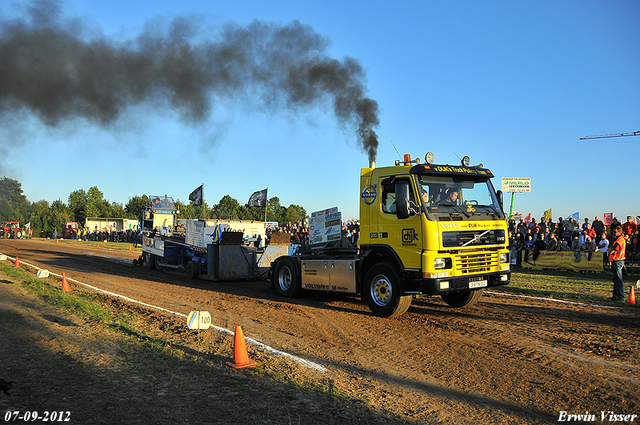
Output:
(1, 238), (639, 424)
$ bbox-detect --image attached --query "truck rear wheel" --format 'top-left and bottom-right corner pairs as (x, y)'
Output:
(273, 258), (301, 297)
(441, 289), (483, 308)
(363, 263), (412, 318)
(153, 255), (163, 271)
(186, 260), (199, 279)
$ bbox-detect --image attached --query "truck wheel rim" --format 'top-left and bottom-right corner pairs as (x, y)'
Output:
(278, 267), (291, 291)
(371, 274), (392, 307)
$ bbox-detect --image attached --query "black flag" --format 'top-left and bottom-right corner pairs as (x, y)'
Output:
(189, 184), (204, 206)
(247, 189), (268, 207)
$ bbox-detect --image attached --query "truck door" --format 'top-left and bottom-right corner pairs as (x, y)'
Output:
(379, 178), (423, 271)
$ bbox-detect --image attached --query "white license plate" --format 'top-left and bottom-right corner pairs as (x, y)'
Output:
(469, 280), (487, 289)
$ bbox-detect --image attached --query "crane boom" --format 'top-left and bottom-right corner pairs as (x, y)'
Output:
(580, 131), (640, 140)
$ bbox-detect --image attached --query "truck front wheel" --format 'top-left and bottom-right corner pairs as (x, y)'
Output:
(441, 289), (483, 308)
(142, 252), (155, 269)
(363, 263), (412, 318)
(273, 258), (301, 297)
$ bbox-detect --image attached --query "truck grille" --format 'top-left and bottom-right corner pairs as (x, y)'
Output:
(442, 230), (506, 248)
(457, 251), (498, 274)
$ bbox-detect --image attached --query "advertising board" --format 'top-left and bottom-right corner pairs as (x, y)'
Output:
(501, 177), (531, 193)
(309, 207), (342, 245)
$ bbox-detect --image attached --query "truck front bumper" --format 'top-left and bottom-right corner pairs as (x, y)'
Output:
(407, 269), (511, 294)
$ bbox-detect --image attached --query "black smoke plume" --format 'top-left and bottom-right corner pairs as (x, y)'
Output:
(0, 1), (379, 161)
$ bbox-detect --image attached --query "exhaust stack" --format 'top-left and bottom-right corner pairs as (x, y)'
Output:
(369, 161), (376, 169)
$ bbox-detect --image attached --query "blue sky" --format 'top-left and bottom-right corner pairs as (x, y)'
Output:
(1, 0), (638, 222)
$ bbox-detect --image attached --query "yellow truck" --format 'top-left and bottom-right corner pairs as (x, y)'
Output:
(271, 152), (511, 317)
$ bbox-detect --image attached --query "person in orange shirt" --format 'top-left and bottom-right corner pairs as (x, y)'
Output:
(609, 225), (626, 302)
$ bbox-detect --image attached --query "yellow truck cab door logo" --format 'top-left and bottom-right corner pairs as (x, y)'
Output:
(402, 229), (418, 245)
(361, 185), (377, 205)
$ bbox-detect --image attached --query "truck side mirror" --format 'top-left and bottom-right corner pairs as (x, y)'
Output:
(497, 190), (504, 212)
(395, 181), (411, 219)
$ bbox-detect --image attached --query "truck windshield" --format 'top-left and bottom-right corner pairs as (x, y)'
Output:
(417, 175), (503, 219)
(148, 195), (176, 213)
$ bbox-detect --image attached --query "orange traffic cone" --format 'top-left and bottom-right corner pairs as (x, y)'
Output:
(627, 286), (636, 306)
(97, 242), (100, 248)
(56, 238), (59, 243)
(74, 240), (76, 245)
(14, 257), (19, 268)
(226, 325), (257, 369)
(129, 244), (132, 251)
(62, 273), (70, 292)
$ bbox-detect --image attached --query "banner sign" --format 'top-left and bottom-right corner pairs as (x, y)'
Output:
(186, 220), (206, 249)
(309, 207), (342, 245)
(501, 178), (531, 193)
(143, 235), (164, 256)
(522, 251), (604, 272)
(604, 213), (613, 225)
(414, 164), (494, 178)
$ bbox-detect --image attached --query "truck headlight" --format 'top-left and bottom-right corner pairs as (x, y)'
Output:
(500, 253), (509, 263)
(434, 258), (452, 269)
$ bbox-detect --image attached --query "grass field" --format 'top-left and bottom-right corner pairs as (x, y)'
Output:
(36, 237), (142, 252)
(498, 267), (639, 303)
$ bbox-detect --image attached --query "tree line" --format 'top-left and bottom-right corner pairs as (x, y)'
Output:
(0, 177), (306, 237)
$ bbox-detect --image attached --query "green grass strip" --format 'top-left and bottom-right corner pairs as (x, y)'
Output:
(494, 268), (639, 303)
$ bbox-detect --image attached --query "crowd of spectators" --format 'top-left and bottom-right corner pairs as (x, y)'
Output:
(342, 220), (360, 245)
(265, 220), (360, 246)
(266, 221), (309, 245)
(508, 215), (639, 266)
(60, 218), (360, 248)
(64, 226), (142, 244)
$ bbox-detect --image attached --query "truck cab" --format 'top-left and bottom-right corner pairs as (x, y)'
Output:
(358, 153), (510, 316)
